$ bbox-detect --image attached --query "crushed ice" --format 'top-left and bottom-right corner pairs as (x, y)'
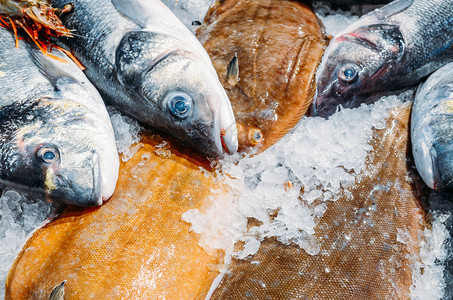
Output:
(0, 3), (452, 300)
(183, 94), (406, 259)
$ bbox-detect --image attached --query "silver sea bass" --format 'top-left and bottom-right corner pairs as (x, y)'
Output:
(412, 62), (453, 191)
(0, 27), (119, 206)
(52, 0), (238, 158)
(313, 0), (453, 118)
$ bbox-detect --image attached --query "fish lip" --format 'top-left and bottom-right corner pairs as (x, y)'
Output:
(431, 144), (453, 192)
(47, 154), (103, 207)
(209, 89), (238, 157)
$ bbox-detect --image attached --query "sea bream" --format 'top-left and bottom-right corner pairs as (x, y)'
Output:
(412, 62), (453, 191)
(51, 0), (238, 158)
(312, 0), (453, 118)
(0, 26), (119, 207)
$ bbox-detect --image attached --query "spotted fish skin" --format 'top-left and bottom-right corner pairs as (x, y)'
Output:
(0, 27), (119, 206)
(412, 62), (453, 191)
(197, 0), (327, 154)
(313, 0), (453, 118)
(51, 0), (238, 158)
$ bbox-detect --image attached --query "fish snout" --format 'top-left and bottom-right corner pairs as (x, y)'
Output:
(209, 91), (238, 157)
(47, 153), (105, 207)
(311, 95), (341, 118)
(431, 143), (453, 191)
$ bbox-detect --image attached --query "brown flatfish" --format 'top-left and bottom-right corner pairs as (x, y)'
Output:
(5, 135), (227, 299)
(211, 103), (429, 299)
(197, 0), (327, 154)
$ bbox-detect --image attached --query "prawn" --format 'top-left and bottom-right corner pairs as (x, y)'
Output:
(0, 1), (84, 69)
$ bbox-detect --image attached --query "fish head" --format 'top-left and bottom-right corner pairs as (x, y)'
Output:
(0, 98), (119, 206)
(116, 31), (238, 158)
(313, 24), (405, 118)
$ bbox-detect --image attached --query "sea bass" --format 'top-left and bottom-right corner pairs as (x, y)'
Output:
(51, 0), (238, 158)
(197, 0), (327, 154)
(0, 27), (119, 206)
(412, 62), (453, 191)
(313, 0), (453, 118)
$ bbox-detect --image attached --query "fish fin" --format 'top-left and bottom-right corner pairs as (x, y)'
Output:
(227, 53), (239, 86)
(49, 280), (66, 300)
(367, 0), (413, 20)
(111, 0), (157, 28)
(340, 24), (405, 60)
(28, 48), (78, 91)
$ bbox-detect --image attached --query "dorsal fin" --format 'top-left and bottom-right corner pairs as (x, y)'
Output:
(28, 48), (78, 91)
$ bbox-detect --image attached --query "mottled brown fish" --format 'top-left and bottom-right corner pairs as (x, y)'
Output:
(210, 103), (430, 299)
(5, 136), (227, 299)
(197, 0), (328, 154)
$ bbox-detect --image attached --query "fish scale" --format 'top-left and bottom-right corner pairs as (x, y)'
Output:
(0, 26), (119, 206)
(52, 0), (238, 158)
(314, 0), (453, 118)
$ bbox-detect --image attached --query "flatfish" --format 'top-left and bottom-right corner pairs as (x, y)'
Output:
(5, 135), (228, 299)
(211, 103), (429, 299)
(197, 0), (327, 154)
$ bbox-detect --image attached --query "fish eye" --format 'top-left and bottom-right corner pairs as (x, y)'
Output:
(338, 63), (359, 84)
(249, 129), (263, 145)
(166, 91), (193, 119)
(37, 145), (60, 164)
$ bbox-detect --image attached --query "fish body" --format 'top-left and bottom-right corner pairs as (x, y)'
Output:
(0, 27), (119, 206)
(51, 0), (238, 158)
(5, 136), (226, 299)
(411, 62), (453, 191)
(197, 0), (327, 154)
(313, 0), (453, 117)
(211, 104), (429, 298)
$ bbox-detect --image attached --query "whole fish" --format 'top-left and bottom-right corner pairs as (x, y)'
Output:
(312, 0), (453, 118)
(51, 0), (238, 158)
(197, 0), (327, 154)
(5, 136), (227, 299)
(0, 27), (119, 206)
(211, 104), (429, 298)
(412, 62), (453, 191)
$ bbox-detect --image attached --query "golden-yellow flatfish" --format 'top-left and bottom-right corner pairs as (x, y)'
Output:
(5, 136), (226, 299)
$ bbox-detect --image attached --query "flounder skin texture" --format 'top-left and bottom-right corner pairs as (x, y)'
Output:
(197, 0), (327, 154)
(5, 136), (226, 299)
(211, 104), (429, 299)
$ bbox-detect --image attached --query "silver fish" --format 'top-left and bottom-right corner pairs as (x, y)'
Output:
(0, 27), (119, 206)
(313, 0), (453, 118)
(412, 62), (453, 191)
(52, 0), (238, 158)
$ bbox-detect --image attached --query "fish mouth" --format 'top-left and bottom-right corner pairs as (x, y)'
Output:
(47, 154), (103, 207)
(211, 90), (238, 157)
(311, 93), (343, 118)
(431, 143), (453, 191)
